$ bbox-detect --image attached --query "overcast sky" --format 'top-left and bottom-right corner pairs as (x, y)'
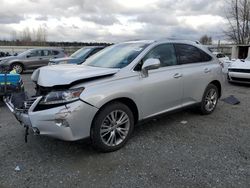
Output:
(0, 0), (227, 42)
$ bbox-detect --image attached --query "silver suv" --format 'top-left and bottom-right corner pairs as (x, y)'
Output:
(6, 40), (224, 152)
(0, 48), (65, 74)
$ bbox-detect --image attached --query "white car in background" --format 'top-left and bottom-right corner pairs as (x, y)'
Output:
(212, 52), (230, 62)
(228, 58), (250, 83)
(212, 52), (230, 73)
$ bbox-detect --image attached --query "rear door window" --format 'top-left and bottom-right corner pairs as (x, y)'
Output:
(29, 50), (43, 57)
(52, 50), (60, 55)
(43, 50), (51, 56)
(174, 44), (212, 64)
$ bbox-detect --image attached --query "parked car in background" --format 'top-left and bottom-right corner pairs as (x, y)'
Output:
(228, 57), (250, 83)
(213, 52), (230, 73)
(5, 40), (223, 152)
(0, 48), (65, 74)
(0, 51), (12, 57)
(48, 46), (105, 65)
(0, 52), (6, 57)
(213, 52), (229, 62)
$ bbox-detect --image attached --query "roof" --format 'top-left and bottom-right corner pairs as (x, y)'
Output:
(122, 39), (202, 46)
(81, 46), (106, 49)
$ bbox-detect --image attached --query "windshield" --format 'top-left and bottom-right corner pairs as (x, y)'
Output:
(85, 43), (149, 68)
(70, 48), (92, 59)
(17, 49), (32, 57)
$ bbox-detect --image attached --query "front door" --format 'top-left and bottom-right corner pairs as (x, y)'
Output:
(138, 43), (183, 118)
(24, 50), (42, 69)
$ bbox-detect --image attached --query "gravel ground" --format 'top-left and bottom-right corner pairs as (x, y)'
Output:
(0, 73), (250, 188)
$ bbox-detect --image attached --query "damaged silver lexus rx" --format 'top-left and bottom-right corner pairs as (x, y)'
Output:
(5, 40), (224, 152)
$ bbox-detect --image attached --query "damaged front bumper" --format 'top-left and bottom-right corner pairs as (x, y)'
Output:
(4, 96), (99, 141)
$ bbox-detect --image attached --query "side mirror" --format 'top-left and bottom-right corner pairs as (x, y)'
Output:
(141, 58), (160, 77)
(26, 55), (30, 58)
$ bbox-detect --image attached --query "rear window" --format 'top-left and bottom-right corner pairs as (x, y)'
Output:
(174, 44), (212, 64)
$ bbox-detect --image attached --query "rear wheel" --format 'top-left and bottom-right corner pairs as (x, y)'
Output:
(11, 63), (23, 74)
(91, 102), (134, 152)
(200, 84), (219, 115)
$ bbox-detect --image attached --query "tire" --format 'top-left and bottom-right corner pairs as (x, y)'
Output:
(11, 63), (24, 74)
(91, 102), (134, 152)
(199, 84), (219, 115)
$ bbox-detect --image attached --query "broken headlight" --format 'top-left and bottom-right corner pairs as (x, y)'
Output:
(40, 87), (84, 105)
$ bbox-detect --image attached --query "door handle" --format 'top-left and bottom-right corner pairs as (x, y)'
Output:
(204, 68), (211, 73)
(173, 73), (182, 79)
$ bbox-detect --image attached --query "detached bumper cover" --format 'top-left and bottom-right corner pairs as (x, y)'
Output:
(4, 97), (99, 141)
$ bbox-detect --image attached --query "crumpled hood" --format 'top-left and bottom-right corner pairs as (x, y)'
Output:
(32, 64), (119, 87)
(230, 60), (250, 69)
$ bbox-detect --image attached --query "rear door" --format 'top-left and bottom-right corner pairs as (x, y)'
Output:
(38, 50), (52, 67)
(174, 43), (214, 105)
(138, 43), (183, 118)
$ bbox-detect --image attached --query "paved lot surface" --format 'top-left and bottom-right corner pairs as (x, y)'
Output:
(0, 73), (250, 188)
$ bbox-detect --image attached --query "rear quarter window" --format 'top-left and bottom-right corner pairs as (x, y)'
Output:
(174, 44), (212, 64)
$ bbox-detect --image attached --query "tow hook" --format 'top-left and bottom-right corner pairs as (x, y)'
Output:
(24, 125), (29, 143)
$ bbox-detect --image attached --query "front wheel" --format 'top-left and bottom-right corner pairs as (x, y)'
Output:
(11, 63), (24, 74)
(91, 102), (134, 152)
(199, 84), (219, 115)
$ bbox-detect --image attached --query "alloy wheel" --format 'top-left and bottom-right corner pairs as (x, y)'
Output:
(12, 64), (23, 74)
(100, 110), (130, 146)
(204, 88), (218, 112)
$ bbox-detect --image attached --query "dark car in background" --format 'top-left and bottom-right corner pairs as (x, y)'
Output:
(0, 51), (11, 57)
(0, 48), (66, 74)
(48, 46), (105, 65)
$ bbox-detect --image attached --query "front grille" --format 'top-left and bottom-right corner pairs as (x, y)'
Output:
(23, 97), (37, 111)
(231, 77), (250, 82)
(228, 68), (250, 73)
(15, 97), (38, 113)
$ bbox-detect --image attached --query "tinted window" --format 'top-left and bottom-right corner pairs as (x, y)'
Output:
(43, 50), (51, 56)
(52, 50), (60, 55)
(200, 49), (212, 61)
(143, 44), (177, 67)
(174, 44), (212, 64)
(29, 50), (43, 57)
(134, 44), (177, 71)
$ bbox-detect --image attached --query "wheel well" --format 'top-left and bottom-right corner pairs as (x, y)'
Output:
(210, 80), (222, 98)
(99, 98), (139, 124)
(11, 62), (24, 69)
